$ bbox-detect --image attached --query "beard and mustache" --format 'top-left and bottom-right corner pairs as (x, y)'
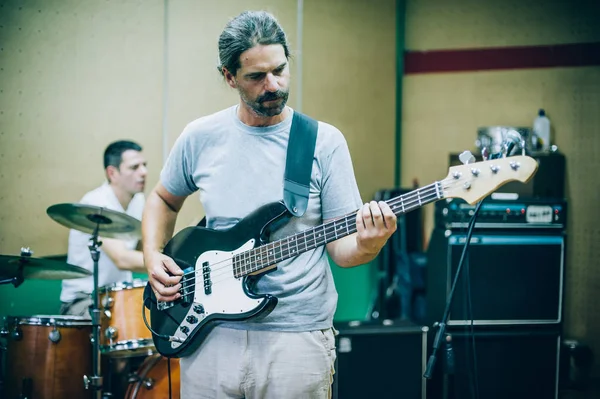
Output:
(239, 87), (290, 117)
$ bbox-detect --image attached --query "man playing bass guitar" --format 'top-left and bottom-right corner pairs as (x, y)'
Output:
(142, 10), (396, 399)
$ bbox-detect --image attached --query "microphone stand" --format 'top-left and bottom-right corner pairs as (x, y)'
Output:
(423, 199), (484, 397)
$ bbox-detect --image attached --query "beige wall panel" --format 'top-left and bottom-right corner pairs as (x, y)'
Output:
(402, 65), (600, 386)
(0, 0), (164, 256)
(165, 0), (298, 231)
(303, 0), (397, 202)
(406, 0), (600, 50)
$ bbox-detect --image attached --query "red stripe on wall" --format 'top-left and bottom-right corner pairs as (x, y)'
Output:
(404, 42), (600, 74)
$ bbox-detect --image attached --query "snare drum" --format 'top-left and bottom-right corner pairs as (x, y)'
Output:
(2, 315), (92, 399)
(125, 354), (180, 399)
(99, 279), (154, 357)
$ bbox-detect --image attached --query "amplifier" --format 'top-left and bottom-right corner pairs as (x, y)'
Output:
(435, 197), (567, 230)
(428, 326), (561, 399)
(333, 320), (428, 399)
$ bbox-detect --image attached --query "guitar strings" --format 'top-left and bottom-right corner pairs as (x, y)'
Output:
(179, 179), (445, 280)
(177, 188), (444, 293)
(169, 180), (455, 297)
(180, 181), (442, 283)
(170, 178), (459, 296)
(161, 177), (466, 298)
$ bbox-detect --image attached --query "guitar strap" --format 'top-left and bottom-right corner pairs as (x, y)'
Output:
(283, 111), (318, 217)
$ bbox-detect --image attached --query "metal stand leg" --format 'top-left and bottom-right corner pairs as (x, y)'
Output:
(83, 229), (108, 399)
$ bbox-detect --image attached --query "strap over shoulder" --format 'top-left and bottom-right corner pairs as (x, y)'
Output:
(283, 111), (318, 217)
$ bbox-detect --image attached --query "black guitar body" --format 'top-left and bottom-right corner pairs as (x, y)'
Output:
(143, 201), (291, 358)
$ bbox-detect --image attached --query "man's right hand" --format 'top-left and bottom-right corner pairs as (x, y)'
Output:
(146, 251), (184, 302)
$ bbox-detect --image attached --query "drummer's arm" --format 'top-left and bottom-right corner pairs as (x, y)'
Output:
(101, 239), (146, 273)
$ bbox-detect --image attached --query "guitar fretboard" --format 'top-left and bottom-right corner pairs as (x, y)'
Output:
(232, 181), (443, 278)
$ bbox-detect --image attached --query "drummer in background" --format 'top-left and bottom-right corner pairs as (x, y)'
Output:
(60, 140), (148, 317)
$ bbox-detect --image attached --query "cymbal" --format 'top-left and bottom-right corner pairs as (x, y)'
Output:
(0, 254), (92, 280)
(47, 203), (141, 240)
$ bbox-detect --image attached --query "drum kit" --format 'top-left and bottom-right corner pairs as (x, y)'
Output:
(0, 204), (180, 399)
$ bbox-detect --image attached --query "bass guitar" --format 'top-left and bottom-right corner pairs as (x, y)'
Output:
(143, 155), (538, 357)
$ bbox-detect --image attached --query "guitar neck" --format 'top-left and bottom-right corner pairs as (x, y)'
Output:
(234, 181), (443, 277)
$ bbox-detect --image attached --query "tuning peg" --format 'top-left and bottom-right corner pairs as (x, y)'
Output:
(458, 151), (476, 165)
(481, 147), (489, 161)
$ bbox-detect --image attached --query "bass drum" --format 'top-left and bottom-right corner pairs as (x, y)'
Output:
(125, 354), (180, 399)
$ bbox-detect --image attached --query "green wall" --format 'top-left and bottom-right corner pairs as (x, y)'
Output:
(0, 267), (375, 321)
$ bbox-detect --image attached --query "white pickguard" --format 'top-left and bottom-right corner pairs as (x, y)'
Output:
(170, 239), (264, 348)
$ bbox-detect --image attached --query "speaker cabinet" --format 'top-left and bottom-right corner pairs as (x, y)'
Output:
(426, 229), (565, 326)
(333, 320), (427, 399)
(431, 327), (561, 399)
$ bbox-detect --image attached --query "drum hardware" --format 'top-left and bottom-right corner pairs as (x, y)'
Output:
(127, 373), (155, 389)
(20, 378), (33, 398)
(102, 295), (115, 308)
(45, 203), (143, 399)
(46, 203), (142, 241)
(82, 225), (106, 398)
(0, 331), (6, 395)
(48, 326), (61, 343)
(11, 326), (23, 341)
(0, 248), (30, 287)
(106, 326), (118, 341)
(0, 248), (92, 284)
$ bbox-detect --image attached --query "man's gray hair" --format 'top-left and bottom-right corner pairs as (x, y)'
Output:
(217, 11), (290, 77)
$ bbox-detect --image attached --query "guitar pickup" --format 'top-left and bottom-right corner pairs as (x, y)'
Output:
(180, 266), (194, 306)
(202, 261), (212, 295)
(157, 266), (194, 310)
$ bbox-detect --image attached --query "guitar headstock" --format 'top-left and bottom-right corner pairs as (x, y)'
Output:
(442, 155), (538, 204)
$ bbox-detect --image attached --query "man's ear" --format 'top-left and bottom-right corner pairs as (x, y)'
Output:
(223, 67), (237, 89)
(106, 165), (119, 182)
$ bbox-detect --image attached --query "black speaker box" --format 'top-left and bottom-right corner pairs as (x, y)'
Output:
(427, 326), (561, 399)
(426, 228), (565, 326)
(333, 320), (427, 399)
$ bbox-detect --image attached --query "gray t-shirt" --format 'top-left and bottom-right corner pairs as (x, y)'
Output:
(160, 105), (362, 331)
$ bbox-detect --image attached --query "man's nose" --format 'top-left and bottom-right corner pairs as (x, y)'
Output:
(264, 73), (278, 92)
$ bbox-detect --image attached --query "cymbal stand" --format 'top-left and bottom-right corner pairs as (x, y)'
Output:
(0, 322), (7, 395)
(0, 271), (23, 287)
(84, 224), (107, 399)
(0, 248), (31, 288)
(0, 249), (32, 396)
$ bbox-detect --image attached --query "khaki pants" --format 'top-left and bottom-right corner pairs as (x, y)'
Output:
(180, 326), (337, 399)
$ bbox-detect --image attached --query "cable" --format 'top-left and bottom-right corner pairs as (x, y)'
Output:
(168, 356), (173, 399)
(465, 254), (480, 399)
(141, 297), (185, 343)
(424, 200), (483, 383)
(141, 298), (175, 398)
(458, 201), (483, 399)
